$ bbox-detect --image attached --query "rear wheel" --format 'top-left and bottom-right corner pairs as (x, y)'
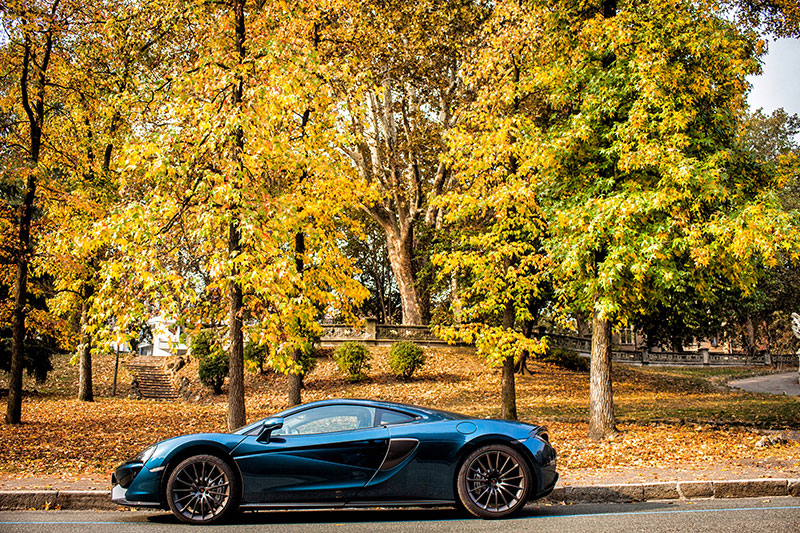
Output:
(456, 444), (532, 519)
(166, 454), (239, 524)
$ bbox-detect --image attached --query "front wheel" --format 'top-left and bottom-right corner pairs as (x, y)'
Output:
(456, 444), (532, 519)
(166, 454), (239, 524)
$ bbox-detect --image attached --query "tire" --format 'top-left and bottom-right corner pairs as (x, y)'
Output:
(456, 444), (532, 519)
(166, 454), (240, 524)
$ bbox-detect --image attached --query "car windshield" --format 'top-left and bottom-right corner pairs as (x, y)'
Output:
(232, 401), (472, 435)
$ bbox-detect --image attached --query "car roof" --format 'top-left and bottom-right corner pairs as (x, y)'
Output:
(278, 398), (472, 420)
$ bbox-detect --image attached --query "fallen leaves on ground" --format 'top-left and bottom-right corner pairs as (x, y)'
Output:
(0, 348), (798, 483)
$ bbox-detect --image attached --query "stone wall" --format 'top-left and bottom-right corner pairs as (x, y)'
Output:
(320, 322), (800, 367)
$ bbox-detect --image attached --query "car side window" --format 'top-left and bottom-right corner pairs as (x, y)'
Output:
(273, 405), (377, 436)
(376, 408), (416, 426)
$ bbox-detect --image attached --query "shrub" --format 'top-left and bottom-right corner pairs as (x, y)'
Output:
(0, 336), (55, 384)
(244, 341), (270, 374)
(191, 330), (229, 394)
(542, 347), (589, 372)
(333, 342), (370, 382)
(389, 341), (426, 380)
(296, 341), (318, 377)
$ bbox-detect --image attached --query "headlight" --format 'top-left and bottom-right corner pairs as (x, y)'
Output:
(532, 426), (550, 443)
(134, 445), (158, 465)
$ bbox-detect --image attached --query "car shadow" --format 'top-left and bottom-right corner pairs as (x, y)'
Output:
(145, 506), (494, 525)
(528, 499), (691, 518)
(145, 500), (685, 525)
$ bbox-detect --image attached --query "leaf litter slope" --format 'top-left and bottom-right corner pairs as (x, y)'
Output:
(0, 348), (798, 485)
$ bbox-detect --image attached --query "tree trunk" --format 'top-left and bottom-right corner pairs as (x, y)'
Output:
(288, 230), (305, 408)
(589, 308), (616, 440)
(78, 282), (94, 402)
(287, 372), (302, 407)
(500, 302), (517, 420)
(112, 345), (119, 397)
(7, 10), (56, 423)
(671, 336), (683, 353)
(6, 170), (36, 425)
(586, 0), (619, 442)
(414, 242), (433, 324)
(501, 354), (517, 420)
(226, 0), (247, 432)
(373, 273), (387, 323)
(744, 315), (756, 360)
(227, 221), (246, 430)
(515, 321), (534, 376)
(385, 226), (423, 325)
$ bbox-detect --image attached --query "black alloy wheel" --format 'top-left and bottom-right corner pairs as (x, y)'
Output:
(166, 454), (239, 524)
(456, 444), (532, 518)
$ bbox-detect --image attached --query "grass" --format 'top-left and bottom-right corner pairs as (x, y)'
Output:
(0, 348), (798, 484)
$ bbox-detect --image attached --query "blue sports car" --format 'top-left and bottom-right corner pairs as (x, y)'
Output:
(112, 399), (558, 524)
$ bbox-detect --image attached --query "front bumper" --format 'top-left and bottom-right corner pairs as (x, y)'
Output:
(110, 462), (164, 509)
(519, 428), (559, 500)
(111, 483), (162, 508)
(532, 471), (559, 500)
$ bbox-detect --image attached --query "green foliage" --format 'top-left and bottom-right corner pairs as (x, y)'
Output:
(330, 0), (487, 326)
(332, 342), (370, 382)
(192, 330), (228, 395)
(245, 339), (318, 377)
(730, 0), (800, 38)
(388, 341), (426, 380)
(542, 347), (589, 372)
(198, 353), (229, 395)
(742, 108), (800, 163)
(463, 0), (800, 332)
(294, 341), (318, 378)
(0, 334), (57, 384)
(244, 341), (269, 374)
(433, 0), (551, 369)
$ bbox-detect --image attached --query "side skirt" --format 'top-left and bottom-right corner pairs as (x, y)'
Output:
(240, 500), (455, 511)
(346, 500), (456, 508)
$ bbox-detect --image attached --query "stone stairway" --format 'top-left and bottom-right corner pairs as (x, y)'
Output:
(126, 356), (179, 401)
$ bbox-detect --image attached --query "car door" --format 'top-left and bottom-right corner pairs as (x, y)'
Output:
(232, 404), (390, 504)
(351, 408), (463, 503)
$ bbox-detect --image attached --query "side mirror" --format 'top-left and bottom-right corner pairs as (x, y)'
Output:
(256, 417), (284, 443)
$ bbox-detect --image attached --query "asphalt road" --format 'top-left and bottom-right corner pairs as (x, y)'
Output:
(1, 497), (799, 533)
(728, 372), (800, 396)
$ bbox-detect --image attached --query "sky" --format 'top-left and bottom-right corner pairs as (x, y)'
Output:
(748, 38), (800, 118)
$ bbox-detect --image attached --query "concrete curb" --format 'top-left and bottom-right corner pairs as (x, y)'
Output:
(544, 478), (800, 504)
(0, 490), (116, 511)
(0, 479), (798, 510)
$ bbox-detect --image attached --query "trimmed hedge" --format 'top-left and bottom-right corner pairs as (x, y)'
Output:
(542, 347), (589, 372)
(192, 330), (229, 394)
(333, 342), (371, 382)
(389, 341), (426, 380)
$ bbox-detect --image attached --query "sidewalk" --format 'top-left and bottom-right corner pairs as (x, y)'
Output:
(1, 472), (798, 510)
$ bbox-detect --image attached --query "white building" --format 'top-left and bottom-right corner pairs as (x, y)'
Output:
(137, 317), (188, 357)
